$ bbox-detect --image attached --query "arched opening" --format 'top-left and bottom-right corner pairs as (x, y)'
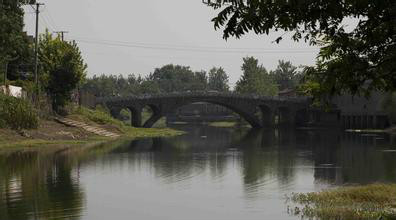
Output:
(167, 102), (240, 127)
(117, 108), (131, 124)
(142, 104), (165, 128)
(109, 107), (139, 127)
(113, 99), (263, 128)
(275, 107), (296, 127)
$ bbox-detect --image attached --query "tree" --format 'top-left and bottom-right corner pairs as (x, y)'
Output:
(82, 74), (146, 97)
(270, 60), (300, 91)
(0, 0), (34, 81)
(208, 67), (229, 91)
(140, 79), (160, 94)
(149, 64), (208, 92)
(235, 57), (278, 96)
(204, 0), (396, 98)
(39, 32), (87, 112)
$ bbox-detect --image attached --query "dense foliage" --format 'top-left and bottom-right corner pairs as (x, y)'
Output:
(204, 0), (396, 98)
(82, 58), (303, 97)
(39, 32), (87, 112)
(82, 74), (143, 97)
(82, 64), (231, 97)
(0, 92), (38, 130)
(0, 0), (34, 82)
(148, 64), (208, 92)
(270, 60), (302, 91)
(235, 57), (278, 96)
(208, 67), (229, 91)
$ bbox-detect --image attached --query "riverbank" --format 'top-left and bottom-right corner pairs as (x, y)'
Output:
(208, 121), (237, 128)
(0, 108), (184, 152)
(288, 184), (396, 220)
(345, 125), (396, 134)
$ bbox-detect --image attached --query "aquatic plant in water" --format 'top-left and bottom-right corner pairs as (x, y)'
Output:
(286, 184), (396, 220)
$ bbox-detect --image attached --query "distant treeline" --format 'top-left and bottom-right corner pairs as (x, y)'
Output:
(81, 65), (228, 97)
(82, 57), (304, 97)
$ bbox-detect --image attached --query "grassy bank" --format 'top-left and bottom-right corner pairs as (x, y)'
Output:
(70, 107), (183, 137)
(0, 106), (184, 151)
(209, 121), (237, 128)
(288, 184), (396, 220)
(0, 138), (103, 149)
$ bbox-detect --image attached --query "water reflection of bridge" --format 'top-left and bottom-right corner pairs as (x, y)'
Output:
(1, 129), (395, 219)
(108, 126), (396, 187)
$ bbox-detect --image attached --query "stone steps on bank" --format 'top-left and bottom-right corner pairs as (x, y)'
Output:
(54, 117), (121, 138)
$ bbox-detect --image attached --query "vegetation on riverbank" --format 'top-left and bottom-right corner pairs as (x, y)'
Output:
(0, 106), (184, 151)
(209, 121), (237, 128)
(0, 93), (38, 130)
(71, 106), (181, 135)
(288, 184), (396, 220)
(0, 138), (101, 150)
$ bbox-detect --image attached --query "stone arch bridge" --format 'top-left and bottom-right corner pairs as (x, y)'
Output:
(97, 92), (311, 128)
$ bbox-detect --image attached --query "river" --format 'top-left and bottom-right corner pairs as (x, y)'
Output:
(1, 125), (395, 220)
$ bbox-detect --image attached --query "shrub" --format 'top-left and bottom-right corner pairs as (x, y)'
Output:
(0, 93), (38, 130)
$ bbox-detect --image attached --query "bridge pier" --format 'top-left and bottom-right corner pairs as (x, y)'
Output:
(129, 107), (142, 127)
(261, 111), (275, 128)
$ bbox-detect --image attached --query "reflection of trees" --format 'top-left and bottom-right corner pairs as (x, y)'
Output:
(109, 127), (301, 193)
(0, 151), (84, 220)
(238, 129), (299, 195)
(119, 127), (396, 192)
(1, 127), (392, 220)
(1, 127), (389, 220)
(309, 132), (396, 184)
(337, 133), (396, 183)
(108, 126), (246, 184)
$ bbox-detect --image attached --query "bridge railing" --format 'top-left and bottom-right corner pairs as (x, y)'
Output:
(96, 91), (310, 104)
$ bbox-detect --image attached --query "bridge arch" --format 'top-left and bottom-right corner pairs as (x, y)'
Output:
(101, 92), (309, 129)
(161, 100), (262, 128)
(142, 104), (163, 128)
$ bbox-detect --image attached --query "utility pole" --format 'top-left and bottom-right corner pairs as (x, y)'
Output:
(33, 2), (44, 100)
(54, 31), (69, 41)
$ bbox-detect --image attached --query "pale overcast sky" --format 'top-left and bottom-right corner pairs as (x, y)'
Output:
(23, 0), (319, 88)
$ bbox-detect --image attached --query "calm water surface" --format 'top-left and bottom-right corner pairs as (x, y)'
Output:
(1, 126), (396, 220)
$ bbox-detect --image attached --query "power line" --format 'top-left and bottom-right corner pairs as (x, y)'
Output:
(29, 5), (56, 32)
(54, 31), (69, 41)
(39, 14), (54, 32)
(42, 6), (58, 30)
(74, 38), (318, 54)
(70, 35), (319, 51)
